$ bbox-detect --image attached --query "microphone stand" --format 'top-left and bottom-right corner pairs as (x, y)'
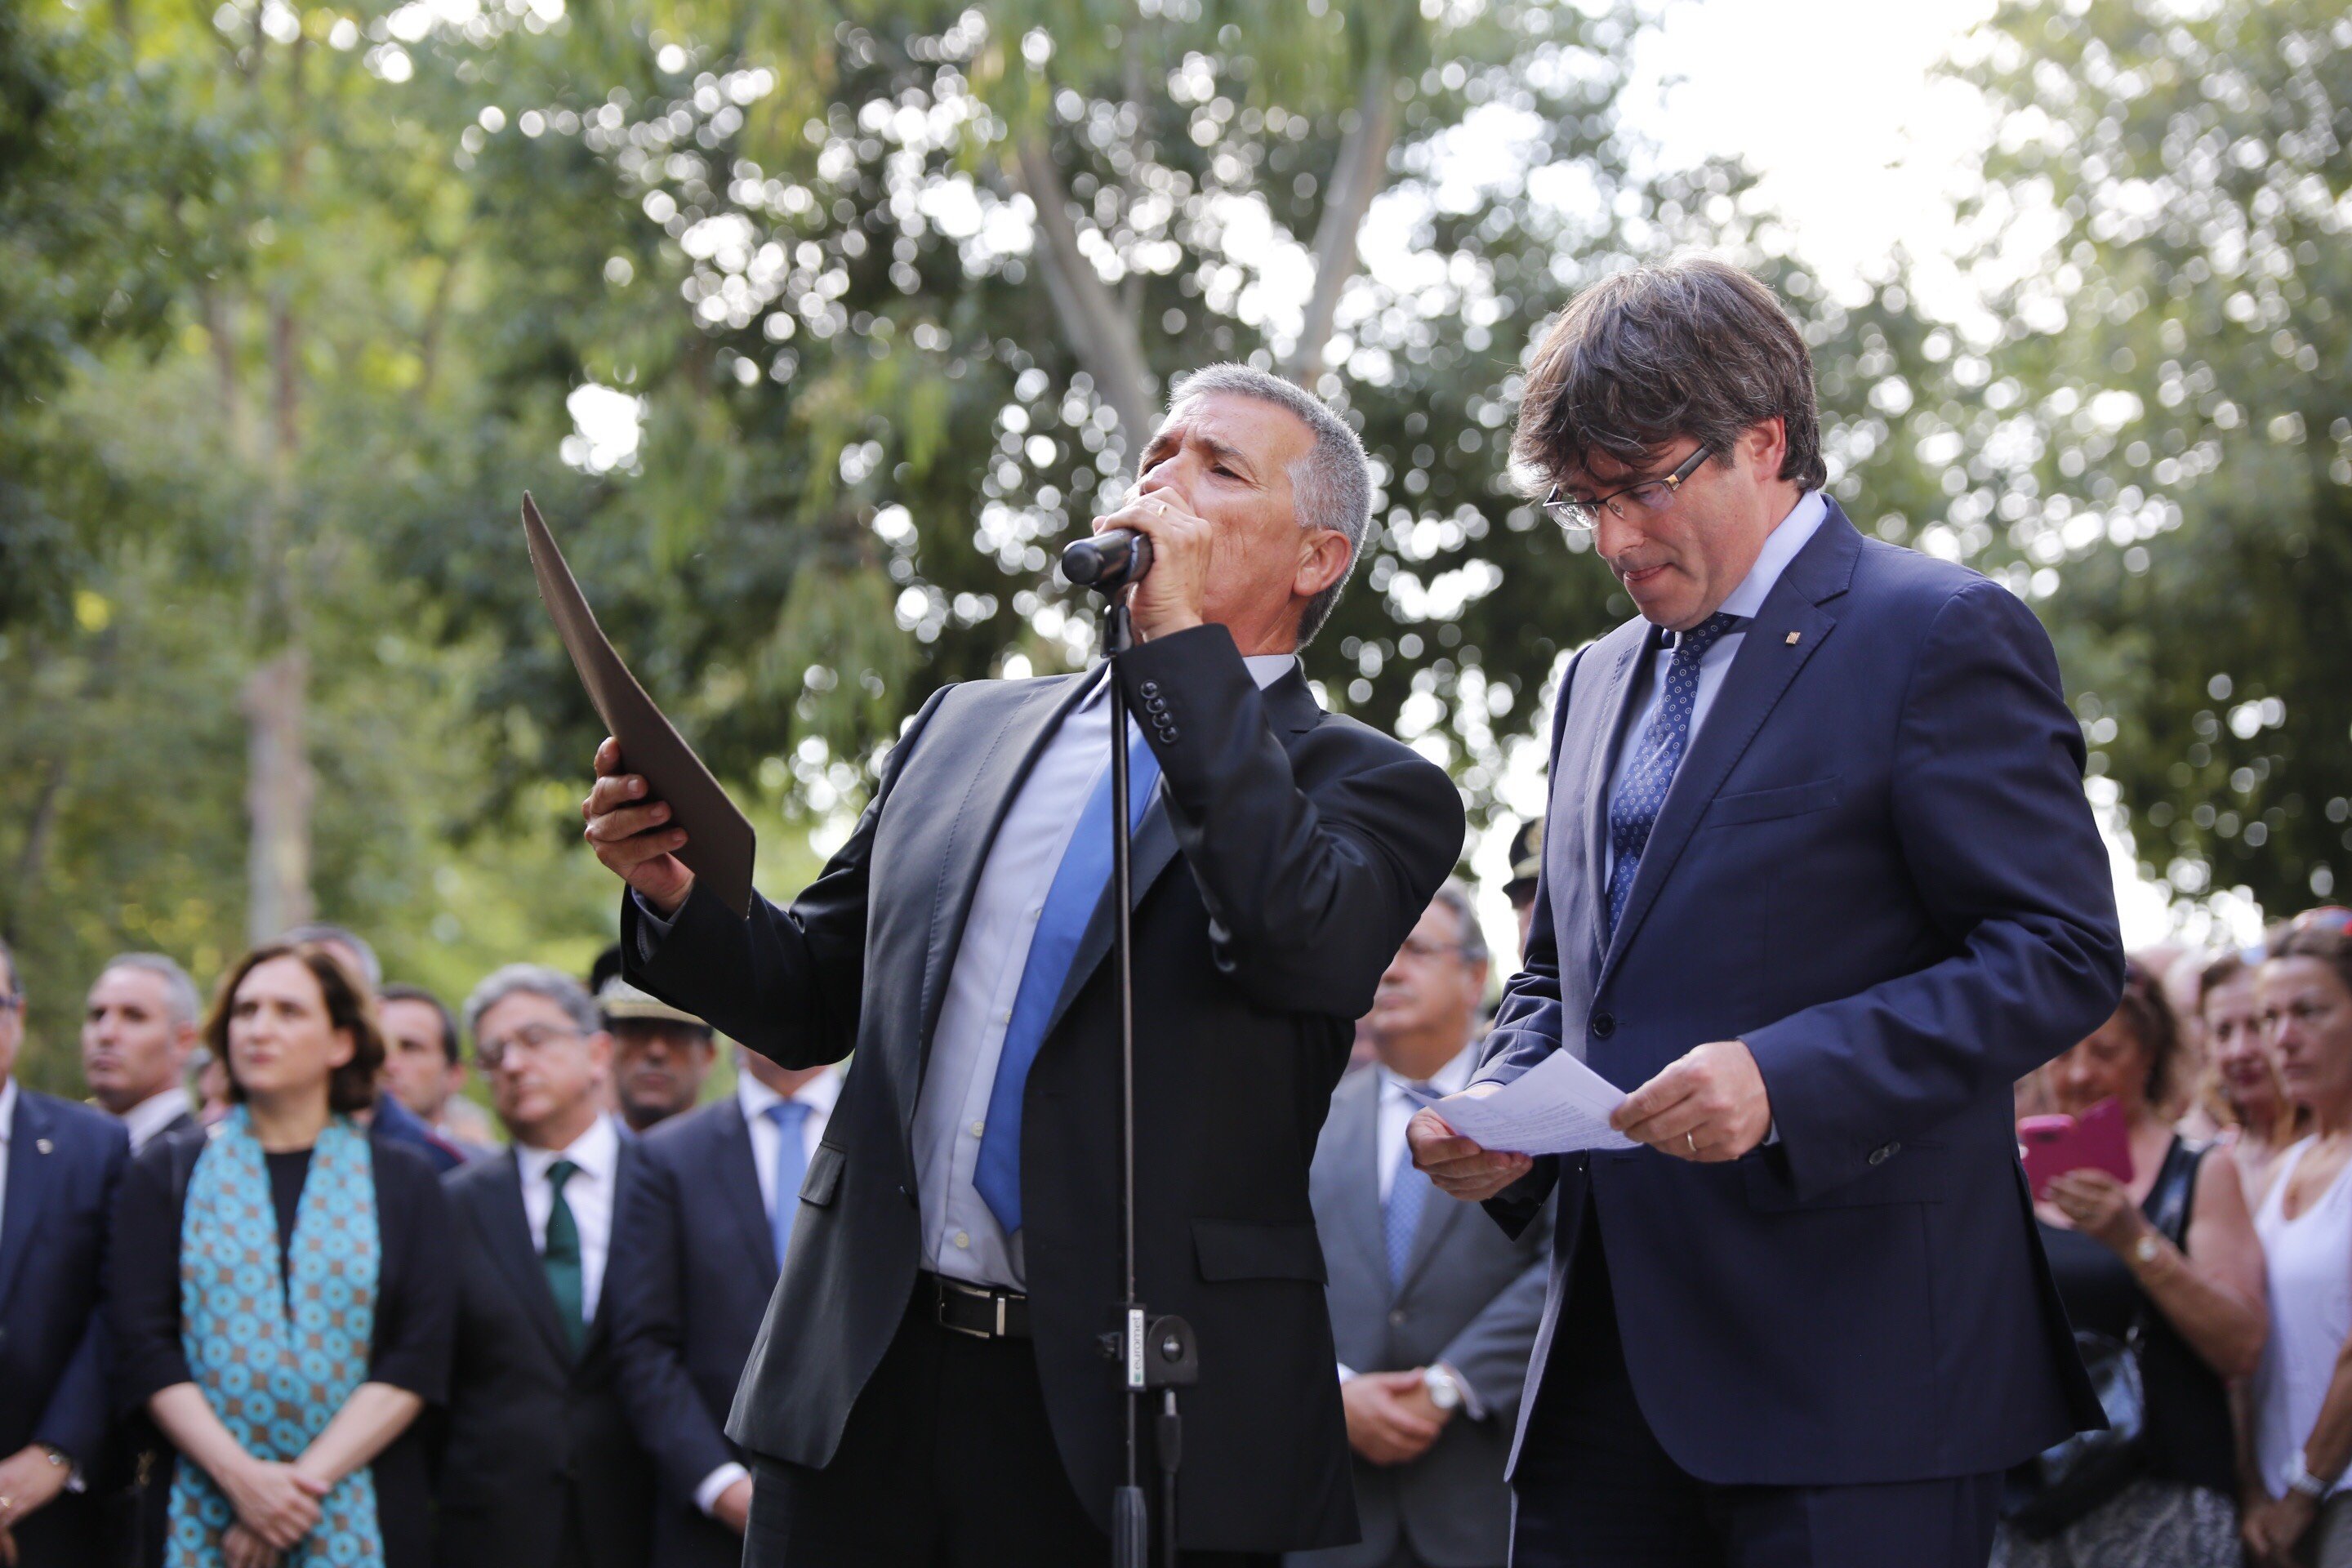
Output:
(1094, 588), (1198, 1568)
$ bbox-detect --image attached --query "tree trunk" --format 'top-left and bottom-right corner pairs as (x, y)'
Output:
(3, 754), (70, 947)
(1010, 135), (1156, 457)
(243, 648), (314, 940)
(1283, 60), (1400, 387)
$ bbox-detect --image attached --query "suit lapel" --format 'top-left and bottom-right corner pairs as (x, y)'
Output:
(713, 1101), (777, 1277)
(474, 1151), (573, 1367)
(1570, 623), (1652, 969)
(0, 1092), (54, 1316)
(911, 675), (1098, 1093)
(581, 1138), (639, 1357)
(1330, 1071), (1387, 1285)
(1600, 512), (1862, 982)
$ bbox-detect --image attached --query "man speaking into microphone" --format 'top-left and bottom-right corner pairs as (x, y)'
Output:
(580, 363), (1463, 1566)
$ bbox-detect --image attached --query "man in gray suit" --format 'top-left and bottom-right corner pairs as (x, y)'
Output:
(1295, 883), (1552, 1568)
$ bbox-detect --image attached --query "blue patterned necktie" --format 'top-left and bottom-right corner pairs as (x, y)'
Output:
(973, 721), (1162, 1235)
(1384, 1086), (1434, 1294)
(764, 1099), (813, 1271)
(1606, 612), (1744, 937)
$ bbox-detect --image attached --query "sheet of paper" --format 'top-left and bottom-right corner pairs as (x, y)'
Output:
(1426, 1049), (1640, 1154)
(523, 493), (758, 918)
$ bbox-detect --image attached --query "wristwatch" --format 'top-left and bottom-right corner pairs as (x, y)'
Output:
(2132, 1232), (2163, 1266)
(1422, 1365), (1463, 1412)
(2287, 1449), (2334, 1500)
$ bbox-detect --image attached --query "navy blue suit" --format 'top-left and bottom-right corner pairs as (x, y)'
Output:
(1480, 506), (2118, 1561)
(608, 1097), (777, 1568)
(0, 1087), (129, 1566)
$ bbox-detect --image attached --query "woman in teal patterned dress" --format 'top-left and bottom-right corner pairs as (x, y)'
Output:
(112, 942), (455, 1568)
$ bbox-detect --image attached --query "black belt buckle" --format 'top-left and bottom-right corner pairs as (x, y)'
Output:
(935, 1276), (1015, 1339)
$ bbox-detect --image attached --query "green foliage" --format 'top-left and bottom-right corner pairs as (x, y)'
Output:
(1953, 0), (2352, 913)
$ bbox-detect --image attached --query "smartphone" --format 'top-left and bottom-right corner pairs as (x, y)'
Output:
(2018, 1096), (2134, 1200)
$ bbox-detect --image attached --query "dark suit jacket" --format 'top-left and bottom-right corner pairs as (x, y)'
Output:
(0, 1089), (127, 1564)
(608, 1098), (777, 1568)
(1480, 505), (2119, 1487)
(435, 1144), (653, 1568)
(1294, 1065), (1548, 1568)
(625, 624), (1463, 1553)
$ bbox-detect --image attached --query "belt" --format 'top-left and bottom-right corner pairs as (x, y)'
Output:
(920, 1270), (1031, 1340)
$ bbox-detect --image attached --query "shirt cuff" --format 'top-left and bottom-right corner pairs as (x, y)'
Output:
(634, 889), (679, 962)
(1336, 1363), (1356, 1383)
(1435, 1361), (1487, 1423)
(694, 1462), (751, 1517)
(1765, 1120), (1780, 1146)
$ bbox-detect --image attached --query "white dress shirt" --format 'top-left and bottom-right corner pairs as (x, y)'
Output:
(120, 1086), (193, 1154)
(1374, 1045), (1477, 1202)
(0, 1077), (16, 1247)
(738, 1067), (840, 1222)
(514, 1112), (622, 1325)
(1602, 489), (1829, 881)
(692, 1069), (842, 1517)
(911, 653), (1300, 1290)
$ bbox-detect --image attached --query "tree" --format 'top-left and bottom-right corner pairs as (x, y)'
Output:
(1951, 0), (2352, 915)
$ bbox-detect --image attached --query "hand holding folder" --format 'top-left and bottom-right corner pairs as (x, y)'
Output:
(524, 493), (758, 919)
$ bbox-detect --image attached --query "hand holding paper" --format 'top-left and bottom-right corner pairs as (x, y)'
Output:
(1419, 1052), (1640, 1156)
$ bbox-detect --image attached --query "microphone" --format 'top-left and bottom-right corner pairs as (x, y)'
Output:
(1061, 529), (1154, 594)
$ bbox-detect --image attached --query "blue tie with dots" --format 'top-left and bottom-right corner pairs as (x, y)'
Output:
(1384, 1089), (1435, 1295)
(1606, 612), (1744, 938)
(764, 1099), (813, 1272)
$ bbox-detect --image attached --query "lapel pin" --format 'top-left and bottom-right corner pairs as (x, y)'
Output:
(36, 1138), (53, 1154)
(1784, 631), (1802, 646)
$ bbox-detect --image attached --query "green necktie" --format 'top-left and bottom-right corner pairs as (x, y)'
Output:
(542, 1157), (586, 1355)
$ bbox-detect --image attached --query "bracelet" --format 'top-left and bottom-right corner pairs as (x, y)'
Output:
(2286, 1448), (2334, 1499)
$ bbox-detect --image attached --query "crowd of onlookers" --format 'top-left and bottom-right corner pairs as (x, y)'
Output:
(1999, 906), (2352, 1568)
(5, 888), (2352, 1568)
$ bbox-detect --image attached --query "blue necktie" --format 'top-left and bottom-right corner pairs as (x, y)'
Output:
(973, 724), (1162, 1235)
(764, 1099), (813, 1271)
(1606, 612), (1744, 936)
(1384, 1098), (1432, 1294)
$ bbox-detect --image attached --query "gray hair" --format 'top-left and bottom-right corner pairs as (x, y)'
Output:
(1164, 363), (1371, 645)
(1430, 879), (1490, 968)
(98, 953), (203, 1029)
(279, 923), (382, 989)
(463, 963), (600, 1045)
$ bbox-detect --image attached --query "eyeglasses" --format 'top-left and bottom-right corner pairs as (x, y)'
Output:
(475, 1023), (584, 1069)
(1541, 446), (1710, 532)
(0, 994), (19, 1013)
(1396, 937), (1470, 963)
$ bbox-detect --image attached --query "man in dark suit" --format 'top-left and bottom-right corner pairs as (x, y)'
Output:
(1296, 885), (1549, 1568)
(438, 965), (651, 1568)
(584, 363), (1464, 1565)
(0, 936), (131, 1566)
(1410, 258), (2123, 1567)
(609, 1046), (837, 1566)
(79, 954), (200, 1154)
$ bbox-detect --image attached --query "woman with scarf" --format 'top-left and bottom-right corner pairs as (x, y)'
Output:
(112, 942), (455, 1568)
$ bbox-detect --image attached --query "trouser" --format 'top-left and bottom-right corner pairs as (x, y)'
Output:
(743, 1284), (1277, 1568)
(1508, 1200), (2003, 1568)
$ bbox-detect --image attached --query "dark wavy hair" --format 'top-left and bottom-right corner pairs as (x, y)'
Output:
(2114, 956), (2185, 1111)
(205, 942), (386, 1116)
(1514, 256), (1827, 492)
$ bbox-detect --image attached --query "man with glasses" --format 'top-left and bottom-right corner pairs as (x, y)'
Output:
(1298, 885), (1549, 1568)
(437, 966), (652, 1568)
(0, 938), (130, 1567)
(1410, 257), (2124, 1567)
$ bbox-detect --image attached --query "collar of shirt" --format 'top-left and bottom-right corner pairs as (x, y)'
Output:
(517, 1109), (620, 1187)
(737, 1065), (840, 1122)
(1376, 1042), (1477, 1103)
(0, 1076), (15, 1147)
(1711, 488), (1829, 626)
(122, 1086), (192, 1151)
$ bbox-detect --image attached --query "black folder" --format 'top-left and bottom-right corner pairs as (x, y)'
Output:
(522, 492), (757, 918)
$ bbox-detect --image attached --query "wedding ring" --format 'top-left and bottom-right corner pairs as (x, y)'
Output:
(1686, 1132), (1698, 1156)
